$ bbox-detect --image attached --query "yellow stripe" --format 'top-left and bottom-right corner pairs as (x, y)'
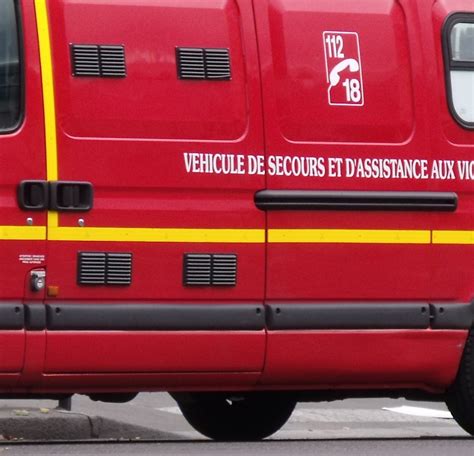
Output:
(48, 227), (265, 243)
(48, 227), (433, 244)
(35, 0), (59, 229)
(268, 229), (430, 244)
(1, 226), (472, 245)
(432, 230), (474, 245)
(35, 0), (58, 182)
(0, 226), (46, 241)
(48, 211), (59, 229)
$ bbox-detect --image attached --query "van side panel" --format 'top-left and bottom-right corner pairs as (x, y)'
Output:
(43, 0), (266, 375)
(255, 0), (473, 302)
(254, 0), (434, 301)
(0, 0), (467, 395)
(255, 0), (473, 388)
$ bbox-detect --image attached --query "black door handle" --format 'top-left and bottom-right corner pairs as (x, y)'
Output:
(49, 181), (93, 212)
(17, 180), (49, 211)
(18, 181), (93, 212)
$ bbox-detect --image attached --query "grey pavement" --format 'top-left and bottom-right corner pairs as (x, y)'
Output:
(0, 393), (470, 442)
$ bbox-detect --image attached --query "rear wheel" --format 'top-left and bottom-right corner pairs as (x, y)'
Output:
(446, 331), (474, 435)
(174, 392), (296, 441)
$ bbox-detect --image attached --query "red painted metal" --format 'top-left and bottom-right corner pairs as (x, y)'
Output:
(0, 331), (26, 373)
(44, 331), (266, 374)
(45, 243), (264, 301)
(19, 331), (46, 388)
(262, 330), (468, 392)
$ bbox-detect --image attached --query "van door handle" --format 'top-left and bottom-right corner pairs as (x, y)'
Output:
(17, 180), (49, 211)
(49, 181), (93, 212)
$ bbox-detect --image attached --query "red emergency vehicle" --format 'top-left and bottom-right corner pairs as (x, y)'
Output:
(0, 0), (473, 440)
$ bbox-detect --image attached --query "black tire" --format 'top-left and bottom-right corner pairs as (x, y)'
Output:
(174, 392), (296, 441)
(446, 331), (474, 435)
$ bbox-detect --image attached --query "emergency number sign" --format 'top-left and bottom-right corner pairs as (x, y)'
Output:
(323, 31), (364, 106)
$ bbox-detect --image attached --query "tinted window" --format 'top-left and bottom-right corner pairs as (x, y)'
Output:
(444, 14), (474, 128)
(0, 0), (21, 132)
(450, 23), (474, 62)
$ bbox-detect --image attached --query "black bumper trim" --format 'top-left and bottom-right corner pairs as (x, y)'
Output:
(430, 302), (474, 329)
(265, 303), (432, 330)
(25, 303), (47, 330)
(0, 302), (24, 330)
(255, 190), (458, 212)
(2, 302), (473, 331)
(45, 303), (265, 331)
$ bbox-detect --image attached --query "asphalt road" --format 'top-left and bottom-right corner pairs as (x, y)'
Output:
(1, 439), (474, 456)
(0, 393), (472, 454)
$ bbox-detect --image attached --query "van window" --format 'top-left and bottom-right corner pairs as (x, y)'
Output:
(444, 14), (474, 128)
(0, 0), (21, 132)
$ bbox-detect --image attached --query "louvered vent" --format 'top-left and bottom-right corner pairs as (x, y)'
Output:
(106, 253), (133, 285)
(212, 254), (237, 285)
(177, 47), (231, 80)
(205, 49), (231, 79)
(100, 46), (126, 77)
(183, 254), (212, 285)
(177, 48), (206, 80)
(71, 45), (100, 77)
(184, 254), (237, 286)
(78, 252), (132, 285)
(71, 44), (126, 78)
(77, 252), (106, 284)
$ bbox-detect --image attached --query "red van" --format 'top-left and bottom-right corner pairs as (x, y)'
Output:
(0, 0), (473, 440)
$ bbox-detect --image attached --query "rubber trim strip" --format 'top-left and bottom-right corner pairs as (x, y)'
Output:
(25, 303), (46, 330)
(255, 190), (458, 212)
(431, 302), (474, 329)
(0, 303), (24, 329)
(265, 303), (432, 330)
(45, 303), (265, 331)
(2, 302), (472, 331)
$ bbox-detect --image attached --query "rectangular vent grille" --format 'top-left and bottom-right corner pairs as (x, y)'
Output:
(184, 254), (237, 286)
(71, 44), (126, 78)
(177, 47), (231, 80)
(78, 252), (132, 285)
(205, 49), (231, 80)
(184, 254), (212, 286)
(212, 254), (237, 285)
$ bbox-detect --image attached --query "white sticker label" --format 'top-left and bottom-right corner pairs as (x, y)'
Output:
(323, 31), (364, 106)
(19, 254), (45, 265)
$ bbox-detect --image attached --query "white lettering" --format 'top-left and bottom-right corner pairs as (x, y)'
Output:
(458, 160), (474, 180)
(183, 152), (195, 173)
(183, 152), (471, 182)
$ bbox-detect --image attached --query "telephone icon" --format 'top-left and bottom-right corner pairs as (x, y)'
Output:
(329, 58), (360, 87)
